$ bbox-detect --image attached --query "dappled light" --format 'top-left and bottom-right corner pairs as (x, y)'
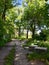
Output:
(0, 0), (49, 65)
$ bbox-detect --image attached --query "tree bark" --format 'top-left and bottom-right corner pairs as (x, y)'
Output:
(26, 28), (28, 39)
(2, 0), (7, 20)
(32, 24), (35, 40)
(2, 7), (6, 20)
(18, 26), (21, 37)
(30, 19), (35, 40)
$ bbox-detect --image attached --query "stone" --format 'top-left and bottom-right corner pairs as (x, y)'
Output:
(35, 47), (47, 53)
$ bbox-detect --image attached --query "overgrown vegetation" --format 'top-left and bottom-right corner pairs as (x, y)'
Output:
(24, 39), (49, 65)
(0, 0), (17, 47)
(27, 51), (49, 65)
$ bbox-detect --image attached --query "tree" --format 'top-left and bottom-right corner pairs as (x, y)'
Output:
(5, 7), (17, 39)
(0, 0), (17, 46)
(14, 7), (24, 37)
(22, 0), (48, 40)
(0, 0), (17, 20)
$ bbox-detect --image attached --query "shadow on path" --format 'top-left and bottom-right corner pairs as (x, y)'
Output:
(14, 40), (45, 65)
(0, 40), (16, 65)
(0, 39), (45, 65)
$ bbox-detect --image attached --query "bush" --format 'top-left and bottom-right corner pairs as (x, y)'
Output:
(34, 33), (47, 41)
(0, 39), (6, 47)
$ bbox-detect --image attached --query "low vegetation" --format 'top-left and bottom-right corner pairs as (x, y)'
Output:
(23, 39), (49, 65)
(4, 46), (15, 65)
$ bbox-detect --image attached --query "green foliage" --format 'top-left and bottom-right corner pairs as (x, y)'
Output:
(0, 19), (15, 47)
(23, 39), (33, 47)
(34, 34), (47, 41)
(0, 18), (6, 46)
(0, 3), (17, 46)
(40, 32), (47, 41)
(22, 0), (49, 40)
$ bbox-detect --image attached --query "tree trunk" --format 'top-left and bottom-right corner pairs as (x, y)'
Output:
(2, 0), (7, 20)
(18, 26), (21, 37)
(30, 19), (35, 40)
(32, 24), (35, 40)
(2, 7), (6, 20)
(26, 29), (28, 39)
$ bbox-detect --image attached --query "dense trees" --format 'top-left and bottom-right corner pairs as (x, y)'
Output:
(22, 0), (49, 40)
(0, 0), (17, 46)
(0, 0), (49, 46)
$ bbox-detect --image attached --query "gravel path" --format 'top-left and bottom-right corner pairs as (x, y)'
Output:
(14, 40), (45, 65)
(0, 40), (15, 65)
(0, 39), (45, 65)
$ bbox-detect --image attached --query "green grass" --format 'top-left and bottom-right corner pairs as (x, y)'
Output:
(4, 46), (15, 65)
(27, 52), (47, 60)
(27, 51), (49, 65)
(25, 39), (49, 65)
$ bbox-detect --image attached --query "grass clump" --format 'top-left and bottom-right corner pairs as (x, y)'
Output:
(25, 39), (49, 65)
(27, 52), (49, 65)
(4, 46), (15, 65)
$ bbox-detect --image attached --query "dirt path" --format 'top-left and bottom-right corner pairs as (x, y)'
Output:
(0, 39), (45, 65)
(0, 40), (16, 65)
(14, 40), (45, 65)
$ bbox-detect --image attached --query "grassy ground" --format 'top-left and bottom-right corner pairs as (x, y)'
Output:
(4, 46), (15, 65)
(23, 39), (49, 65)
